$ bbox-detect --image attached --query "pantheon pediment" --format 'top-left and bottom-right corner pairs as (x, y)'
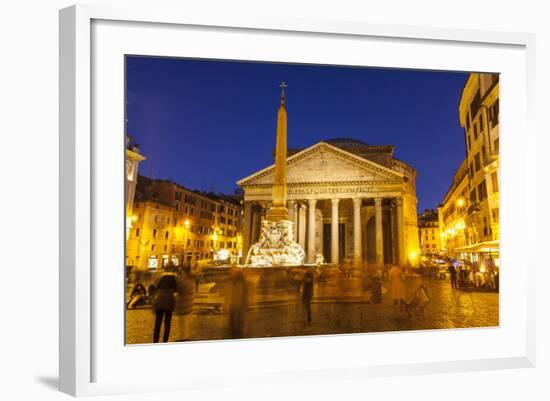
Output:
(238, 141), (404, 187)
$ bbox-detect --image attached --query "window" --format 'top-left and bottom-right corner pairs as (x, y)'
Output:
(175, 203), (179, 212)
(469, 163), (474, 178)
(469, 91), (481, 119)
(473, 122), (478, 140)
(490, 101), (499, 127)
(152, 229), (157, 238)
(151, 244), (155, 251)
(466, 112), (471, 130)
(135, 228), (140, 237)
(494, 138), (500, 154)
(491, 172), (499, 192)
(478, 180), (487, 202)
(175, 191), (182, 201)
(474, 153), (481, 171)
(165, 231), (169, 239)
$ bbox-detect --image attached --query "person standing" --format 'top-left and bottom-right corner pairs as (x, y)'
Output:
(448, 263), (458, 289)
(301, 271), (314, 325)
(152, 266), (178, 343)
(175, 266), (196, 341)
(388, 265), (406, 312)
(225, 270), (250, 339)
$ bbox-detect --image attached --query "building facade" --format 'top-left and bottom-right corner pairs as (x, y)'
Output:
(438, 73), (499, 270)
(417, 209), (442, 255)
(125, 178), (243, 271)
(237, 138), (420, 267)
(125, 135), (145, 239)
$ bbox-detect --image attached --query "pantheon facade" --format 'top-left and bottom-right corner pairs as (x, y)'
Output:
(237, 138), (420, 267)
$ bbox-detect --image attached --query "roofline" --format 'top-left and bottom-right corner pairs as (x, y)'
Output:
(236, 140), (404, 186)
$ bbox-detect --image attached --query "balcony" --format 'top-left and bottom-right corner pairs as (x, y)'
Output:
(468, 203), (480, 215)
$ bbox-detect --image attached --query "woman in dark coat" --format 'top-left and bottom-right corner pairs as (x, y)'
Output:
(152, 268), (178, 343)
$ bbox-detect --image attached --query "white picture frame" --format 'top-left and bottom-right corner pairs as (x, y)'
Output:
(59, 4), (536, 397)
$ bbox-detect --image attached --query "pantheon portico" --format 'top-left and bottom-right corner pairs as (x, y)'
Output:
(237, 138), (420, 267)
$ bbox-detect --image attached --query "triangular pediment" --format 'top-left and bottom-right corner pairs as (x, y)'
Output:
(237, 142), (403, 187)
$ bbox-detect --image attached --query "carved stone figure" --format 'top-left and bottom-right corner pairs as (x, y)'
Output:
(245, 220), (305, 267)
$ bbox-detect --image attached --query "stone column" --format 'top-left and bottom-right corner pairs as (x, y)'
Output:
(389, 203), (397, 264)
(331, 198), (340, 264)
(288, 200), (298, 241)
(242, 201), (253, 260)
(395, 197), (405, 266)
(307, 199), (317, 263)
(353, 197), (363, 268)
(374, 197), (384, 267)
(298, 203), (307, 250)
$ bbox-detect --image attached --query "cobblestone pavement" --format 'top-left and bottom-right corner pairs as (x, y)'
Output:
(125, 275), (499, 345)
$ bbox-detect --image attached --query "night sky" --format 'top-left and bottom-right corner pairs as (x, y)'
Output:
(126, 56), (468, 212)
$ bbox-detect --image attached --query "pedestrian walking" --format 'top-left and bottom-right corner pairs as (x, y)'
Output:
(388, 265), (406, 312)
(151, 266), (178, 343)
(225, 270), (250, 339)
(175, 266), (195, 341)
(448, 263), (458, 289)
(301, 271), (314, 325)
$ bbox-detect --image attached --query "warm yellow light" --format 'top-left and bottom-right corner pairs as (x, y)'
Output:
(212, 232), (218, 241)
(184, 219), (190, 229)
(131, 215), (138, 222)
(456, 198), (465, 207)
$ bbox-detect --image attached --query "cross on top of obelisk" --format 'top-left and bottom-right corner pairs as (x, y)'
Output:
(279, 81), (287, 103)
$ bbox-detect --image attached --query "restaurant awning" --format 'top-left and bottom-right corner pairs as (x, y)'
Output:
(454, 240), (499, 254)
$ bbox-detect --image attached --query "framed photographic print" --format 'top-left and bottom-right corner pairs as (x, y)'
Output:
(59, 4), (536, 397)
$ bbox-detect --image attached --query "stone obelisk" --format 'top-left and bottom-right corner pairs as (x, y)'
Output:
(266, 82), (289, 222)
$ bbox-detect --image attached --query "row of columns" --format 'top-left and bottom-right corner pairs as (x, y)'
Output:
(242, 197), (405, 266)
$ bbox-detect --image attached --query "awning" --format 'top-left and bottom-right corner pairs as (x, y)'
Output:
(454, 240), (499, 254)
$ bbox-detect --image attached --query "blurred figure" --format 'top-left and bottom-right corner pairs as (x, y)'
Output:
(225, 270), (250, 339)
(301, 271), (314, 325)
(382, 264), (390, 281)
(448, 261), (458, 289)
(175, 266), (195, 341)
(127, 282), (146, 309)
(388, 265), (406, 312)
(152, 266), (178, 343)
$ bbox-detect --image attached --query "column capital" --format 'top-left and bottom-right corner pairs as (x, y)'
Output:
(287, 200), (297, 207)
(352, 197), (362, 207)
(308, 198), (317, 207)
(331, 198), (340, 206)
(374, 197), (383, 206)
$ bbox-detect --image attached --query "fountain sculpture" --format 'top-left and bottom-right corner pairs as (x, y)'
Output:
(244, 83), (306, 267)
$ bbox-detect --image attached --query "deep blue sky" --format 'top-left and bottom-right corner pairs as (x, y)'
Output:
(126, 56), (468, 212)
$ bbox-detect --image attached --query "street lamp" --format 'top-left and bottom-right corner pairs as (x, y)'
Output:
(456, 198), (465, 208)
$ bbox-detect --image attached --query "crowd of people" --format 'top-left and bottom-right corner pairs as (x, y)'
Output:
(448, 262), (499, 291)
(127, 262), (440, 343)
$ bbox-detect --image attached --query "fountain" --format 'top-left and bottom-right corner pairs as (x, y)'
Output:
(244, 82), (307, 267)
